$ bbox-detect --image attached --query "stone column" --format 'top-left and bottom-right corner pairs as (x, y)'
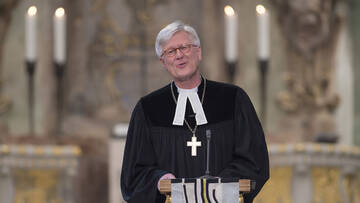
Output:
(0, 166), (13, 203)
(350, 0), (360, 146)
(334, 3), (354, 145)
(109, 123), (128, 203)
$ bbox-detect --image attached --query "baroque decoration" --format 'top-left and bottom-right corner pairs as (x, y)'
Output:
(13, 169), (62, 203)
(0, 0), (18, 117)
(255, 143), (360, 203)
(89, 0), (168, 112)
(254, 167), (293, 203)
(312, 168), (342, 203)
(270, 0), (344, 141)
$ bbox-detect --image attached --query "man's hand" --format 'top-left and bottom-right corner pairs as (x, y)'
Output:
(157, 173), (176, 191)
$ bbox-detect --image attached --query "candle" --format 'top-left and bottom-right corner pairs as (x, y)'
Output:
(224, 5), (238, 63)
(53, 7), (66, 64)
(25, 6), (37, 62)
(256, 5), (269, 60)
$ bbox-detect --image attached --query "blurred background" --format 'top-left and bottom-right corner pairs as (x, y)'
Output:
(0, 0), (359, 202)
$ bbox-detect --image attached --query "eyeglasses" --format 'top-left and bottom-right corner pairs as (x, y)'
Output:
(161, 44), (198, 58)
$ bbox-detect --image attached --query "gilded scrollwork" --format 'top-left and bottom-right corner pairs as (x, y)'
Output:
(344, 173), (360, 203)
(254, 167), (293, 203)
(13, 169), (62, 203)
(312, 168), (342, 203)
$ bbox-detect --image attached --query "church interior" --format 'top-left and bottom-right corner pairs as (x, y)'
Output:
(0, 0), (359, 202)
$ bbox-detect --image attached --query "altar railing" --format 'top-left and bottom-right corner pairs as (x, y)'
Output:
(0, 144), (81, 203)
(255, 143), (360, 203)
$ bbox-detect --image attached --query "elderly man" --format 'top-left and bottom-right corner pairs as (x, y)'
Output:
(121, 20), (269, 203)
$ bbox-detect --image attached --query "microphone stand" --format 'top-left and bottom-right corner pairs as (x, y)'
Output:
(199, 129), (215, 179)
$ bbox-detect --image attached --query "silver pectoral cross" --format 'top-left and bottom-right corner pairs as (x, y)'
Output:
(187, 136), (201, 156)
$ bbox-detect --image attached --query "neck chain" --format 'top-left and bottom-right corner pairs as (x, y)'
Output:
(170, 77), (206, 136)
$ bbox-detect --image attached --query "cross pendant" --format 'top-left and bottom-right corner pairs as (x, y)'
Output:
(187, 135), (201, 156)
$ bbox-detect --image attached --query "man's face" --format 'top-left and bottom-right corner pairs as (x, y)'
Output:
(160, 31), (202, 83)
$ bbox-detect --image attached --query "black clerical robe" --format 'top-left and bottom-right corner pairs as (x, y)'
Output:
(121, 79), (269, 203)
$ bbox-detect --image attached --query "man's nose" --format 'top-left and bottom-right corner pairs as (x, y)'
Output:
(175, 48), (184, 58)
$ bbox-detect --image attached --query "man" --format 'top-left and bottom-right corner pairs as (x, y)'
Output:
(121, 20), (269, 203)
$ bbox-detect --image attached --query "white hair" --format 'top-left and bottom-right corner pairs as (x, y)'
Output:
(155, 20), (201, 58)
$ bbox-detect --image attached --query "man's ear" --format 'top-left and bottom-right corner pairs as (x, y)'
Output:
(160, 58), (166, 68)
(198, 47), (202, 61)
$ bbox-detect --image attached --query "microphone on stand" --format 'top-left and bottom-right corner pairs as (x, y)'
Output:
(205, 129), (211, 176)
(200, 129), (213, 179)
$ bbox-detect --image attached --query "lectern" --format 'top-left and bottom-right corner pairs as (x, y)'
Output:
(160, 178), (254, 203)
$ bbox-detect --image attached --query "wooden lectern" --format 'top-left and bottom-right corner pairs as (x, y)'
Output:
(160, 178), (253, 203)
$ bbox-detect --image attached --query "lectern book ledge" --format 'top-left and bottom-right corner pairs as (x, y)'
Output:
(159, 178), (254, 194)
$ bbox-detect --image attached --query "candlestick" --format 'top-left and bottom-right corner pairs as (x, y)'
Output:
(258, 60), (268, 126)
(256, 4), (269, 60)
(54, 62), (65, 136)
(26, 61), (36, 135)
(25, 6), (37, 62)
(224, 5), (238, 63)
(53, 7), (66, 64)
(25, 6), (37, 135)
(256, 5), (270, 125)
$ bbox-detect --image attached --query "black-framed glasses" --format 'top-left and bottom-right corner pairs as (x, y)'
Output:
(161, 44), (199, 58)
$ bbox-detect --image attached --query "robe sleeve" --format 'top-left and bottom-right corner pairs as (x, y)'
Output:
(218, 88), (269, 203)
(120, 101), (168, 203)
